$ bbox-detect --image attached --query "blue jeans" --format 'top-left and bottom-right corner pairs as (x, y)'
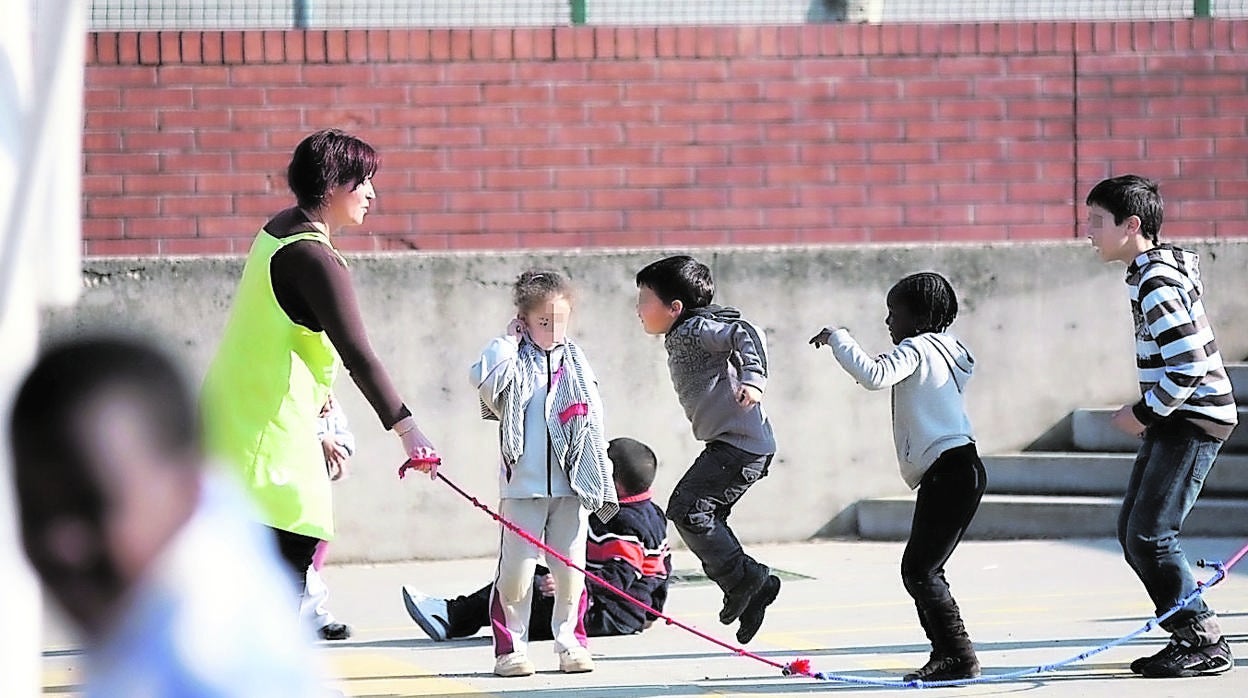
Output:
(1117, 418), (1222, 632)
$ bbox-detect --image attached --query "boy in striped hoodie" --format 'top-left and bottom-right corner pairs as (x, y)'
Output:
(1086, 175), (1238, 679)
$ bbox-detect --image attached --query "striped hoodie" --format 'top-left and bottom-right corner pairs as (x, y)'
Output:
(1126, 244), (1238, 441)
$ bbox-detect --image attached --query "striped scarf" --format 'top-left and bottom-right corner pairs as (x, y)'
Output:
(480, 339), (618, 521)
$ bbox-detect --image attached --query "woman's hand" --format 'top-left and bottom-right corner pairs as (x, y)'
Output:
(394, 415), (440, 479)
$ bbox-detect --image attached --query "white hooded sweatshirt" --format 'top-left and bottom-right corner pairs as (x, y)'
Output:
(827, 329), (975, 489)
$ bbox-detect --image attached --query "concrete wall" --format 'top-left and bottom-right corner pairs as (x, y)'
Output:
(44, 241), (1248, 562)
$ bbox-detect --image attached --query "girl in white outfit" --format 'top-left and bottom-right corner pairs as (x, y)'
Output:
(470, 270), (617, 677)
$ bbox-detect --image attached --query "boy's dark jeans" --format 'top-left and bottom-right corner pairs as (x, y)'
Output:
(901, 444), (986, 657)
(667, 441), (772, 594)
(1118, 418), (1223, 637)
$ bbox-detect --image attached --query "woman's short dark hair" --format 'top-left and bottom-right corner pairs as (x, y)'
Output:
(887, 272), (959, 334)
(287, 129), (379, 211)
(634, 255), (714, 309)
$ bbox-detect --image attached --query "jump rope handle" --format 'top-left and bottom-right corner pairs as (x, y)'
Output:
(397, 456), (441, 480)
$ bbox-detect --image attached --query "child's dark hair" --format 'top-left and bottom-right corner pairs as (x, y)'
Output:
(1085, 174), (1164, 244)
(607, 437), (658, 497)
(887, 272), (959, 334)
(10, 336), (200, 527)
(635, 255), (714, 310)
(287, 128), (379, 212)
(513, 270), (574, 314)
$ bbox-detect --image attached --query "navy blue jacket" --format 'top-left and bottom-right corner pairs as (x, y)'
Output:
(585, 492), (671, 635)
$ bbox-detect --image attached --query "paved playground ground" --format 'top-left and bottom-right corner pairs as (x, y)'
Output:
(41, 538), (1248, 696)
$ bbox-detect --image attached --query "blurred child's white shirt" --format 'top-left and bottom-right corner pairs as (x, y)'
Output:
(828, 329), (975, 489)
(316, 399), (355, 456)
(87, 474), (326, 698)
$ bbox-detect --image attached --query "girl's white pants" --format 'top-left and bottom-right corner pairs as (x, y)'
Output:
(489, 496), (589, 656)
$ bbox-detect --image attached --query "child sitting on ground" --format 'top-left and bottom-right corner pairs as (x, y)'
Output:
(301, 394), (354, 641)
(402, 437), (671, 642)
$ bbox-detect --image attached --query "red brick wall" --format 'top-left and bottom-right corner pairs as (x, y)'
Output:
(83, 21), (1248, 256)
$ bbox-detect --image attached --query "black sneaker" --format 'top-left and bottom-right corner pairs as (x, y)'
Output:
(1140, 637), (1233, 678)
(1131, 639), (1179, 674)
(719, 564), (770, 625)
(735, 575), (781, 644)
(318, 622), (352, 641)
(903, 654), (981, 683)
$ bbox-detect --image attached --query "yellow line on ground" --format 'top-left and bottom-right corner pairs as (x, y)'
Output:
(752, 630), (823, 652)
(329, 653), (495, 697)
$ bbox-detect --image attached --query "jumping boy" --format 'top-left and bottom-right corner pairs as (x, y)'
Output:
(634, 255), (780, 644)
(1086, 174), (1238, 678)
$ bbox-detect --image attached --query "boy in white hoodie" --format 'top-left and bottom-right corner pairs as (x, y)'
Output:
(811, 271), (984, 683)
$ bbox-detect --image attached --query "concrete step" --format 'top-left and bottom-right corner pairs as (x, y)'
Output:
(1228, 363), (1248, 403)
(1071, 407), (1248, 452)
(984, 452), (1248, 497)
(856, 493), (1248, 540)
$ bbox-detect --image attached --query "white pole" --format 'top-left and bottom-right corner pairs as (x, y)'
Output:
(0, 0), (85, 695)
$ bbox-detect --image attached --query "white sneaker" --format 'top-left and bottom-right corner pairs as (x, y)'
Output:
(558, 646), (594, 673)
(401, 586), (450, 642)
(494, 652), (536, 677)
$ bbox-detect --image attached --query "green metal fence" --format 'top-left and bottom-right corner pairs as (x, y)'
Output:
(87, 1), (1246, 30)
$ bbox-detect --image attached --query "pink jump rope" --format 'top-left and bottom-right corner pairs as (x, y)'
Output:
(400, 457), (1248, 686)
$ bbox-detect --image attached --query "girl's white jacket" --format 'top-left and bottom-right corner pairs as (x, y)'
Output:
(471, 336), (603, 499)
(827, 329), (975, 489)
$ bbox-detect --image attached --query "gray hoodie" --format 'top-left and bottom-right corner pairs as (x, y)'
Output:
(664, 306), (776, 456)
(828, 329), (974, 488)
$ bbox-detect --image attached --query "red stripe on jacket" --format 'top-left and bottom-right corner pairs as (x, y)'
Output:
(588, 538), (668, 577)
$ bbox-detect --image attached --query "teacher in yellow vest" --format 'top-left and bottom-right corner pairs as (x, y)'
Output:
(201, 129), (438, 591)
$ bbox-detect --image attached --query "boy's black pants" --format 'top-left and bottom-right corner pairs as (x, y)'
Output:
(446, 571), (632, 640)
(667, 440), (772, 594)
(900, 443), (986, 657)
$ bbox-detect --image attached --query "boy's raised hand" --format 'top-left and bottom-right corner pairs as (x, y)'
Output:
(809, 327), (837, 348)
(737, 383), (762, 408)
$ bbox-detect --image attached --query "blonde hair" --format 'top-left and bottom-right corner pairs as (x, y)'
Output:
(512, 270), (574, 314)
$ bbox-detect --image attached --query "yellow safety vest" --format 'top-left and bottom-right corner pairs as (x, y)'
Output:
(202, 230), (342, 540)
